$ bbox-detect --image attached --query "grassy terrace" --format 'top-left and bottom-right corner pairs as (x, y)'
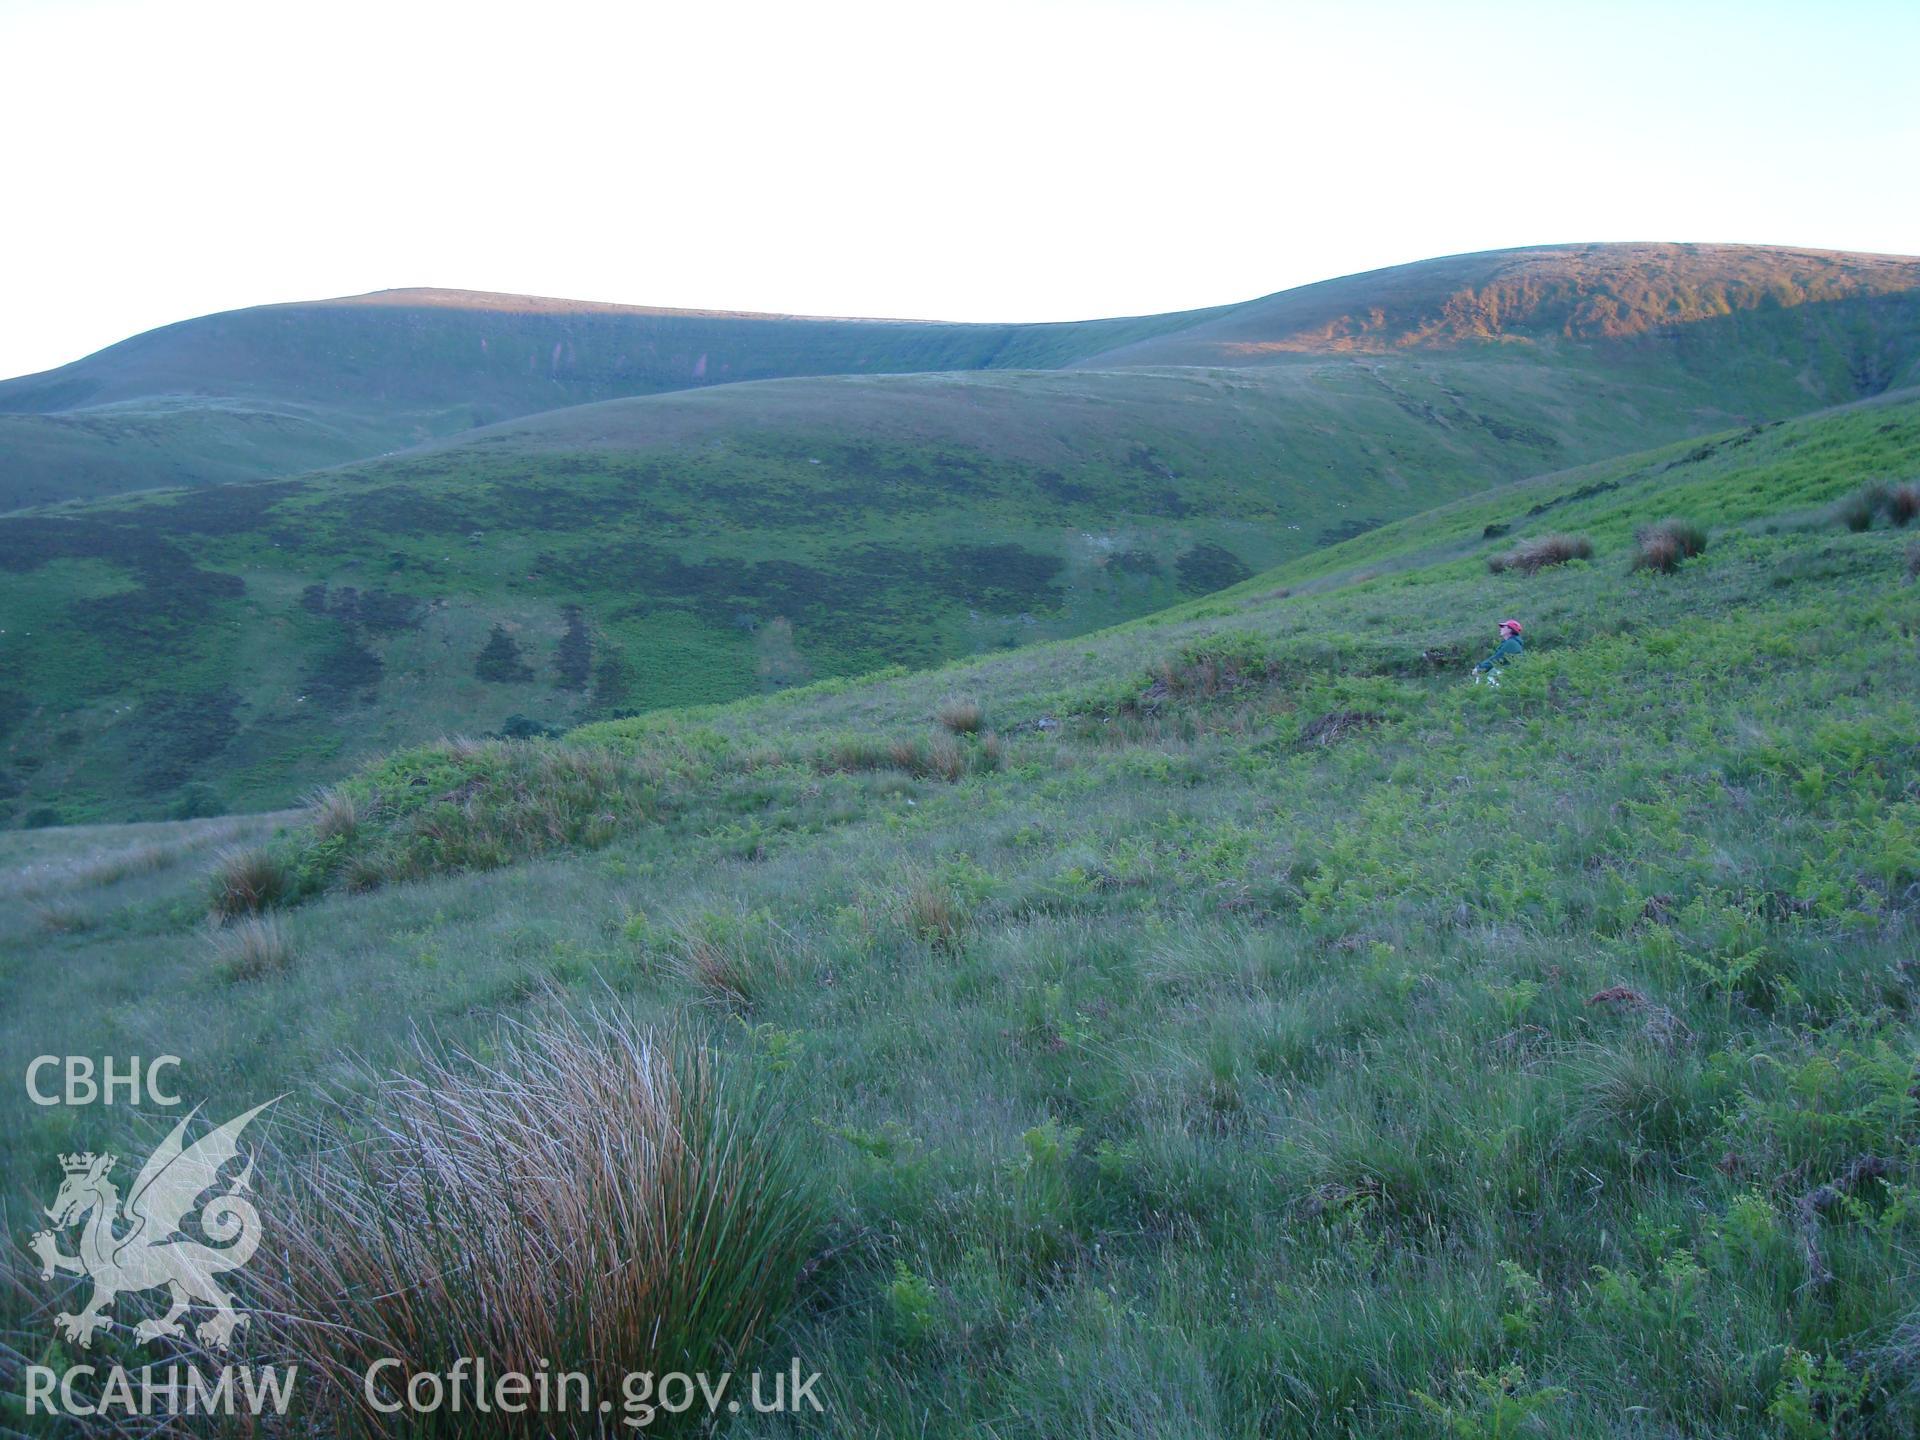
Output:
(3, 392), (1918, 1436)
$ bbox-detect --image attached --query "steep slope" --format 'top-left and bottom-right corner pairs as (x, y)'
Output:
(0, 288), (1230, 506)
(8, 395), (1917, 1436)
(1074, 242), (1920, 372)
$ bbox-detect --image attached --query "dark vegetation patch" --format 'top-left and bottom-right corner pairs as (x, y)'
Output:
(335, 485), (482, 537)
(588, 653), (632, 720)
(495, 714), (565, 740)
(1126, 444), (1176, 481)
(1316, 516), (1384, 547)
(1664, 439), (1722, 470)
(133, 688), (242, 790)
(302, 638), (385, 710)
(123, 478), (309, 536)
(1110, 548), (1162, 575)
(1035, 469), (1096, 504)
(1472, 412), (1558, 448)
(0, 690), (29, 742)
(300, 583), (426, 634)
(481, 477), (664, 531)
(1175, 543), (1252, 595)
(475, 625), (536, 684)
(0, 515), (246, 653)
(1523, 477), (1621, 519)
(1146, 488), (1196, 518)
(579, 540), (1063, 650)
(555, 605), (592, 690)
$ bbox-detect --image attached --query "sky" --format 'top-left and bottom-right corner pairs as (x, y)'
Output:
(1, 0), (1915, 380)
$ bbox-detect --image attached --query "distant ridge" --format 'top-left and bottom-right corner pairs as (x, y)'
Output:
(1068, 242), (1920, 366)
(4, 242), (1918, 509)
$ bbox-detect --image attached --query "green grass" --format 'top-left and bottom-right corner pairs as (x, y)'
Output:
(9, 330), (1920, 827)
(5, 395), (1917, 1435)
(0, 286), (1236, 509)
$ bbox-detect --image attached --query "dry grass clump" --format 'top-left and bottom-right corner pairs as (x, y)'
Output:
(305, 785), (360, 842)
(1632, 517), (1709, 573)
(1889, 482), (1919, 528)
(665, 912), (792, 1010)
(1837, 484), (1888, 532)
(823, 730), (991, 782)
(208, 845), (290, 919)
(978, 731), (1006, 772)
(927, 734), (967, 782)
(904, 878), (969, 950)
(212, 915), (294, 980)
(253, 1009), (821, 1435)
(935, 696), (985, 734)
(825, 736), (894, 772)
(1487, 533), (1594, 575)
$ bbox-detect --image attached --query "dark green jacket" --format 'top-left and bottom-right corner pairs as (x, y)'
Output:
(1474, 634), (1523, 673)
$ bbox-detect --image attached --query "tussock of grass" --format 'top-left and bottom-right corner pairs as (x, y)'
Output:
(1839, 484), (1888, 532)
(1634, 516), (1709, 573)
(665, 910), (792, 1010)
(305, 785), (360, 842)
(212, 914), (294, 979)
(903, 878), (969, 950)
(1487, 533), (1594, 574)
(254, 1009), (821, 1435)
(1888, 482), (1918, 527)
(826, 735), (896, 772)
(935, 697), (985, 734)
(209, 845), (290, 918)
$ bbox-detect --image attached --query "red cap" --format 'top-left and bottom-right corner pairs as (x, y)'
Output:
(1500, 619), (1523, 634)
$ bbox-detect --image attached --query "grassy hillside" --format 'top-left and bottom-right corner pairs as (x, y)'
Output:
(5, 395), (1917, 1435)
(7, 244), (1920, 826)
(6, 244), (1916, 509)
(1075, 242), (1920, 371)
(0, 345), (1881, 828)
(0, 288), (1229, 507)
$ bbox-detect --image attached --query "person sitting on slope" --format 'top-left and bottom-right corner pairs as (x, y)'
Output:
(1471, 619), (1524, 687)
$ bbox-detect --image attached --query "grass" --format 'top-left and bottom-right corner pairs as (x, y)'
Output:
(211, 913), (294, 979)
(1486, 533), (1593, 574)
(1632, 516), (1710, 573)
(0, 285), (1232, 509)
(252, 1007), (821, 1435)
(7, 248), (1920, 828)
(2, 387), (1919, 1437)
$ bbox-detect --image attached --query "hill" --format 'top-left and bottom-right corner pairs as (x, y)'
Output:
(0, 287), (1228, 507)
(7, 243), (1920, 826)
(6, 394), (1917, 1435)
(1073, 242), (1920, 373)
(6, 243), (1917, 509)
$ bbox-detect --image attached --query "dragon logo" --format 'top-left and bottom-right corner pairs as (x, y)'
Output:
(30, 1100), (276, 1351)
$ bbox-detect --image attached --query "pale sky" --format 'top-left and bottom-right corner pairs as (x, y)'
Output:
(1, 0), (1915, 381)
